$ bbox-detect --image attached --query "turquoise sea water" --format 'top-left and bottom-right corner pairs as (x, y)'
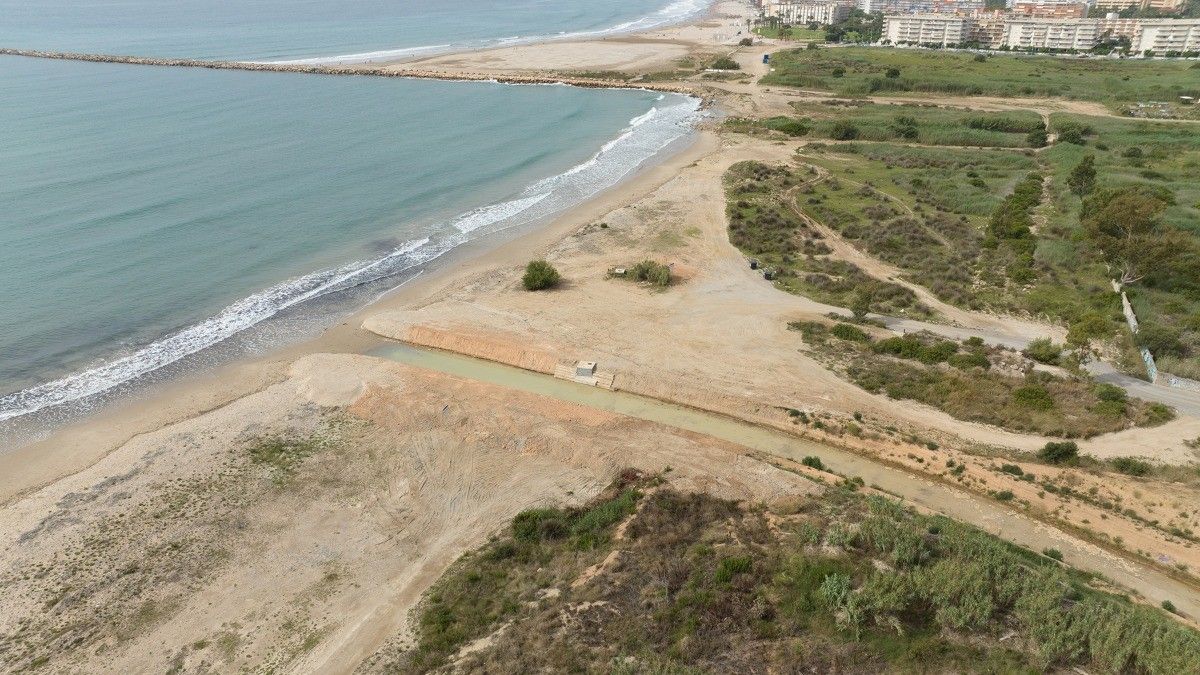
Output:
(0, 0), (711, 62)
(0, 1), (706, 426)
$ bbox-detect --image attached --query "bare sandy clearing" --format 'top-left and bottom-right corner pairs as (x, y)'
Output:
(0, 354), (814, 673)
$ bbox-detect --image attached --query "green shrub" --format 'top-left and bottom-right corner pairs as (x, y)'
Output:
(1095, 383), (1127, 403)
(712, 56), (740, 70)
(948, 352), (991, 370)
(1110, 457), (1152, 476)
(1162, 600), (1177, 614)
(801, 456), (826, 471)
(1147, 403), (1175, 424)
(999, 464), (1024, 476)
(995, 490), (1015, 501)
(628, 260), (671, 287)
(714, 556), (753, 583)
(1023, 338), (1062, 365)
(1038, 441), (1079, 464)
(512, 508), (565, 542)
(830, 120), (860, 141)
(831, 323), (870, 342)
(1042, 548), (1063, 561)
(763, 116), (811, 137)
(1013, 385), (1054, 410)
(522, 260), (561, 291)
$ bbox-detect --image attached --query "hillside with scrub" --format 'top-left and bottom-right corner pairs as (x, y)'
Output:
(724, 97), (1200, 381)
(380, 473), (1200, 673)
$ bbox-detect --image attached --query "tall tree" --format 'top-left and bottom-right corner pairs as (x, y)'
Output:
(1081, 185), (1176, 285)
(1067, 155), (1096, 197)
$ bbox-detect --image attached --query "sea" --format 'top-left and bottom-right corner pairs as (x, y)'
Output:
(0, 0), (709, 434)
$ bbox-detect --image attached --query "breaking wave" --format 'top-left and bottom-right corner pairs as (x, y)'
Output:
(0, 94), (702, 423)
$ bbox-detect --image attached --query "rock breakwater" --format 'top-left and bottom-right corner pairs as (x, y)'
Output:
(0, 48), (698, 94)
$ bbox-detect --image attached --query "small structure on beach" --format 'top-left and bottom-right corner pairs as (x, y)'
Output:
(554, 359), (614, 389)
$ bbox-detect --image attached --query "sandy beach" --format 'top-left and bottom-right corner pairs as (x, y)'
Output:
(5, 1), (1200, 671)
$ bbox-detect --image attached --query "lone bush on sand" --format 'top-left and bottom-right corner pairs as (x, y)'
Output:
(629, 260), (672, 287)
(522, 260), (560, 291)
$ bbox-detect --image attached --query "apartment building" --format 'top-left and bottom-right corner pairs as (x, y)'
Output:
(969, 11), (1009, 45)
(999, 17), (1100, 49)
(868, 0), (984, 14)
(765, 0), (853, 24)
(1133, 19), (1200, 52)
(1011, 1), (1088, 18)
(883, 13), (972, 44)
(1092, 0), (1186, 12)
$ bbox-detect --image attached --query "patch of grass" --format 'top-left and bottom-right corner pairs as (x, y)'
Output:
(246, 436), (325, 480)
(754, 25), (826, 41)
(724, 160), (935, 318)
(762, 47), (1200, 115)
(774, 101), (1042, 148)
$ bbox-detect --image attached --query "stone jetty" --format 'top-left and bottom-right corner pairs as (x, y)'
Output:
(0, 48), (699, 95)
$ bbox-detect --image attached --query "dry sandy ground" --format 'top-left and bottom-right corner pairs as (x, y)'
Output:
(362, 130), (1200, 465)
(381, 1), (755, 77)
(0, 354), (816, 673)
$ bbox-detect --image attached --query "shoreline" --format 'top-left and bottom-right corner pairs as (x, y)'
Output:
(0, 127), (720, 506)
(0, 1), (755, 479)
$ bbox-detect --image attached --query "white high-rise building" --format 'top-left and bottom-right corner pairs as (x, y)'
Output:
(999, 17), (1100, 49)
(766, 0), (853, 24)
(883, 14), (971, 45)
(1132, 19), (1200, 52)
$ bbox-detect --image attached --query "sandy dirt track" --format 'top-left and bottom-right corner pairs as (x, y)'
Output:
(0, 354), (816, 673)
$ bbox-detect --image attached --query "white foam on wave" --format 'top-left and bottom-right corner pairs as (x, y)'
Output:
(0, 93), (704, 424)
(261, 0), (713, 66)
(0, 238), (432, 423)
(451, 193), (551, 234)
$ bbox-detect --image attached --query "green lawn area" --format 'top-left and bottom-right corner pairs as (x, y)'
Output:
(761, 47), (1200, 113)
(753, 25), (825, 41)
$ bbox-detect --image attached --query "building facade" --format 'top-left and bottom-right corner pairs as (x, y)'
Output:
(1092, 0), (1186, 12)
(1132, 19), (1200, 52)
(1000, 17), (1100, 49)
(969, 10), (1008, 45)
(1011, 1), (1088, 18)
(765, 0), (853, 24)
(868, 0), (984, 14)
(883, 13), (972, 44)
